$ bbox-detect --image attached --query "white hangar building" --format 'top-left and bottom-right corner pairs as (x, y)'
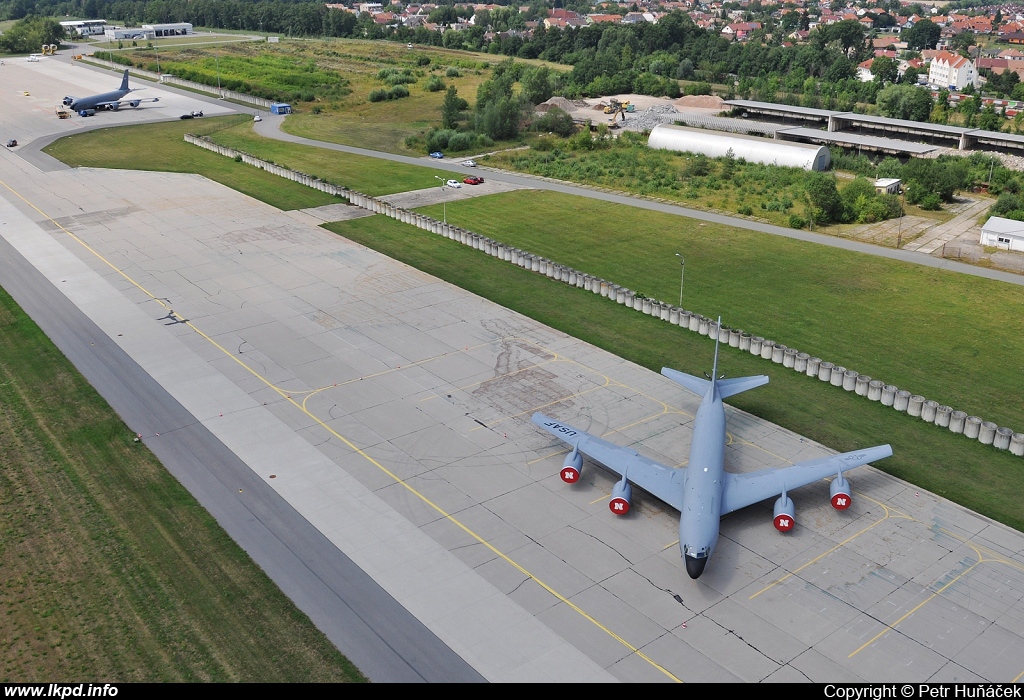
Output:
(648, 124), (831, 171)
(981, 216), (1024, 252)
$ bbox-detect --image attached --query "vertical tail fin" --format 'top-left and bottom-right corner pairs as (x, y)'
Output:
(119, 69), (130, 92)
(711, 315), (721, 392)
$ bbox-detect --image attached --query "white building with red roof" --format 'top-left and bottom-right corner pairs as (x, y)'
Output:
(928, 50), (978, 90)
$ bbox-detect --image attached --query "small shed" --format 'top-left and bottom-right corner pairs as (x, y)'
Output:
(980, 216), (1024, 252)
(270, 103), (292, 115)
(874, 178), (902, 195)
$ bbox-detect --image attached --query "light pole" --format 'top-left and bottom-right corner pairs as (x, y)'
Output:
(215, 54), (222, 97)
(434, 175), (447, 223)
(154, 42), (160, 78)
(675, 253), (685, 307)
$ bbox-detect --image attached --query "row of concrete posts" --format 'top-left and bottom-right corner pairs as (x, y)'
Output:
(185, 134), (1024, 458)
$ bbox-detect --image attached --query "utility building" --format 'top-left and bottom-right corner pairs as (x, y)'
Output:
(648, 124), (831, 171)
(981, 216), (1024, 252)
(142, 23), (193, 37)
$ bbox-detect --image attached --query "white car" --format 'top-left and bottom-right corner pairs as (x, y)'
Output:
(462, 160), (477, 167)
(253, 114), (262, 122)
(446, 179), (462, 188)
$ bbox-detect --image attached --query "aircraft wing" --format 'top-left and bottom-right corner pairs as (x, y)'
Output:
(721, 444), (893, 514)
(531, 412), (686, 511)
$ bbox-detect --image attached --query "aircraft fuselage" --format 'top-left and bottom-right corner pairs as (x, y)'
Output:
(679, 386), (726, 578)
(69, 88), (129, 112)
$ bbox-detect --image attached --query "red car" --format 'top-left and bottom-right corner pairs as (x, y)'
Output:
(463, 176), (484, 185)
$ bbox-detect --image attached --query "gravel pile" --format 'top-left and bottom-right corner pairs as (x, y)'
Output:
(674, 95), (726, 109)
(621, 104), (682, 132)
(536, 96), (579, 113)
(918, 144), (1024, 172)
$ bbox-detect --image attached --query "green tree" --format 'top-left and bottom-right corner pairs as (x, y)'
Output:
(903, 19), (941, 50)
(0, 16), (65, 53)
(825, 19), (866, 51)
(441, 85), (467, 129)
(533, 106), (575, 136)
(805, 172), (844, 224)
(871, 56), (899, 85)
(876, 83), (933, 121)
(520, 65), (554, 105)
(977, 104), (1004, 132)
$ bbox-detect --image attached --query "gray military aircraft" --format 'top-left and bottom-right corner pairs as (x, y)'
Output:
(532, 321), (893, 579)
(62, 70), (159, 116)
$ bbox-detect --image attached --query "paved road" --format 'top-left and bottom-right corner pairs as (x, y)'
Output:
(253, 116), (1024, 288)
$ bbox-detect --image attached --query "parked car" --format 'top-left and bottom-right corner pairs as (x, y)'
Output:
(179, 113), (194, 119)
(445, 179), (462, 188)
(5, 139), (17, 148)
(429, 151), (444, 159)
(462, 160), (477, 167)
(253, 115), (262, 122)
(463, 176), (484, 185)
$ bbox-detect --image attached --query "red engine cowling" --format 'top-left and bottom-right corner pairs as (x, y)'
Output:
(830, 473), (851, 510)
(773, 493), (795, 532)
(609, 476), (631, 515)
(560, 446), (582, 483)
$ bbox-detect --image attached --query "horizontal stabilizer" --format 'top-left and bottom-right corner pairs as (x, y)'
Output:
(661, 368), (768, 399)
(716, 374), (769, 399)
(660, 367), (710, 397)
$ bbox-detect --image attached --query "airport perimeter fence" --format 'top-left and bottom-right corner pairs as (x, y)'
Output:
(185, 134), (344, 193)
(185, 132), (1024, 457)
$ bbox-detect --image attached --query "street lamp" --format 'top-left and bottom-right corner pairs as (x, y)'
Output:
(215, 54), (222, 97)
(675, 253), (685, 307)
(434, 175), (447, 223)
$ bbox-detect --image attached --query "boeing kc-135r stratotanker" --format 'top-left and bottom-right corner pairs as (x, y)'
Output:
(532, 320), (893, 579)
(62, 69), (159, 116)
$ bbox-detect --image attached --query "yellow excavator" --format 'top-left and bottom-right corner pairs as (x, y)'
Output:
(603, 98), (633, 122)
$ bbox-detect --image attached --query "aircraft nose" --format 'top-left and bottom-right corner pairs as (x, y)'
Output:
(684, 555), (707, 579)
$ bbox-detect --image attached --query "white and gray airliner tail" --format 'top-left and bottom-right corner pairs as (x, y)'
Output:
(532, 319), (892, 579)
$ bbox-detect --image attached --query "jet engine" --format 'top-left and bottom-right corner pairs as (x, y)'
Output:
(110, 103), (119, 111)
(63, 96), (74, 106)
(560, 445), (582, 483)
(830, 472), (851, 510)
(129, 100), (140, 108)
(773, 492), (795, 532)
(608, 476), (631, 515)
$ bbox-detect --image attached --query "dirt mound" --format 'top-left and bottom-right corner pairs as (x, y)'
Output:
(674, 95), (725, 109)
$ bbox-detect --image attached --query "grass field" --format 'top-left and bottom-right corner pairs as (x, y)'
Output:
(324, 213), (1024, 533)
(42, 116), (339, 210)
(206, 120), (459, 195)
(411, 190), (1024, 429)
(99, 38), (512, 155)
(0, 286), (365, 681)
(280, 39), (567, 155)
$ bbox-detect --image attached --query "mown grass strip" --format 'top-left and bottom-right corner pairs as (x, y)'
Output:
(42, 116), (339, 211)
(415, 190), (1024, 430)
(0, 285), (365, 681)
(323, 214), (1024, 534)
